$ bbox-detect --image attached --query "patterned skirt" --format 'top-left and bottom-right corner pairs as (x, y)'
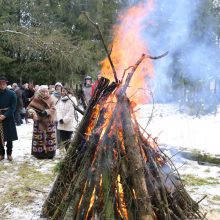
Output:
(32, 121), (56, 159)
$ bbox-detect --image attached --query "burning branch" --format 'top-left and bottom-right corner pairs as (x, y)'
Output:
(120, 51), (168, 90)
(83, 12), (119, 83)
(119, 54), (147, 96)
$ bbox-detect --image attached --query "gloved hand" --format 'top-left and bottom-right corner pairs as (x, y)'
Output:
(59, 119), (64, 124)
(38, 110), (47, 117)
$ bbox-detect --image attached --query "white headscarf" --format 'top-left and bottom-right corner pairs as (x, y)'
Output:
(38, 85), (48, 91)
(37, 85), (49, 99)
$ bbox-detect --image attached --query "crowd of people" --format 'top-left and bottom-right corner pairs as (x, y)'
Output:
(0, 74), (99, 161)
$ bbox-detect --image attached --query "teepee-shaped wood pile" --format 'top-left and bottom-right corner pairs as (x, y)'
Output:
(41, 55), (206, 220)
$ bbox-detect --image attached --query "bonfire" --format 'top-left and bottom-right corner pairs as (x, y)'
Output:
(41, 1), (207, 219)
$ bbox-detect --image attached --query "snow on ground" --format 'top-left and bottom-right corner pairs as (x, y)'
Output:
(138, 103), (220, 155)
(0, 104), (219, 219)
(138, 104), (220, 220)
(0, 121), (64, 220)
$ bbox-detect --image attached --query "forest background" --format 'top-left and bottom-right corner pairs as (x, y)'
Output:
(0, 0), (220, 107)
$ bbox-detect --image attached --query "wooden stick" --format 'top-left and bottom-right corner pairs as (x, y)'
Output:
(147, 51), (169, 60)
(196, 195), (207, 205)
(66, 94), (84, 115)
(83, 12), (119, 83)
(118, 54), (146, 97)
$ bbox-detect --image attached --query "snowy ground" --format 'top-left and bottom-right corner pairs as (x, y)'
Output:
(138, 104), (220, 220)
(0, 104), (219, 219)
(138, 103), (220, 155)
(0, 122), (64, 220)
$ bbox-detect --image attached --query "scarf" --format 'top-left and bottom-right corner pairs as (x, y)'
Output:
(61, 96), (69, 102)
(27, 95), (55, 130)
(53, 91), (61, 99)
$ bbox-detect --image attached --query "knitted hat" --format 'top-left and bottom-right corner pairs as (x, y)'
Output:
(55, 82), (63, 89)
(85, 76), (92, 80)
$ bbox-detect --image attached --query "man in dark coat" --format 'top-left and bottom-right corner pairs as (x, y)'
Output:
(0, 76), (18, 161)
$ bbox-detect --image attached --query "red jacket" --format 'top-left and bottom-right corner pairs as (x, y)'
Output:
(91, 80), (99, 97)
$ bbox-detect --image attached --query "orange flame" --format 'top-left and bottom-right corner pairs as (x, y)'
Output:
(101, 0), (154, 104)
(117, 175), (129, 220)
(85, 104), (100, 138)
(78, 180), (88, 209)
(86, 187), (96, 219)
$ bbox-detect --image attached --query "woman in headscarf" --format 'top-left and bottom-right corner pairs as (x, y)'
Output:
(27, 85), (56, 159)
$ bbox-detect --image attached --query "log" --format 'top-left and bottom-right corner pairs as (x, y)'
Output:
(131, 110), (172, 219)
(144, 145), (171, 220)
(75, 143), (103, 220)
(121, 98), (153, 220)
(100, 138), (117, 220)
(115, 120), (136, 220)
(53, 140), (99, 220)
(144, 162), (168, 219)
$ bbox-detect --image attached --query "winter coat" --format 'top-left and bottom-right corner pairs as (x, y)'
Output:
(91, 80), (99, 97)
(52, 92), (61, 122)
(24, 88), (35, 108)
(0, 88), (18, 141)
(56, 96), (78, 132)
(83, 86), (92, 104)
(27, 94), (56, 131)
(14, 88), (24, 110)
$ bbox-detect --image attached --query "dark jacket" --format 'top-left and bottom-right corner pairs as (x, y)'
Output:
(0, 88), (18, 141)
(14, 88), (24, 110)
(24, 88), (35, 107)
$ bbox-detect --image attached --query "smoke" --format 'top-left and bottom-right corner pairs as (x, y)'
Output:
(130, 0), (220, 108)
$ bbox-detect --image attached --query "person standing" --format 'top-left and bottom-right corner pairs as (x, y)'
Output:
(23, 83), (35, 123)
(52, 82), (63, 147)
(0, 76), (18, 161)
(52, 82), (63, 102)
(56, 87), (78, 151)
(83, 76), (92, 104)
(27, 85), (56, 159)
(12, 83), (24, 126)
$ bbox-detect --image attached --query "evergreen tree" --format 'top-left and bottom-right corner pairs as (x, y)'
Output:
(0, 0), (121, 84)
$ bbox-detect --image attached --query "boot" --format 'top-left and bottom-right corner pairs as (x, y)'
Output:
(0, 155), (4, 161)
(7, 155), (13, 161)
